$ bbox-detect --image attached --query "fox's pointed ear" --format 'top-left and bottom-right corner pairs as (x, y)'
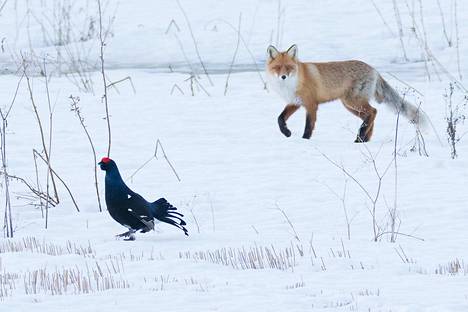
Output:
(267, 45), (279, 59)
(286, 44), (298, 59)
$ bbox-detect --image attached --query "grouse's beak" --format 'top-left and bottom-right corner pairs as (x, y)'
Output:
(98, 161), (105, 170)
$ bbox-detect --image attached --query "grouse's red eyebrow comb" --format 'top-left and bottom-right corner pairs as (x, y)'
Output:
(101, 157), (111, 164)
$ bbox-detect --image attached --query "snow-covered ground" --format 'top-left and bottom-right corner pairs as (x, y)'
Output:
(0, 0), (467, 311)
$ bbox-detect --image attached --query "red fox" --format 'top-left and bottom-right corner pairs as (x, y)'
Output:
(266, 44), (424, 142)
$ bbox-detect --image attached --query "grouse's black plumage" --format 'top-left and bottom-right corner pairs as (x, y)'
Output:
(99, 157), (188, 240)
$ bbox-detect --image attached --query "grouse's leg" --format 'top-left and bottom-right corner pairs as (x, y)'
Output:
(116, 229), (136, 241)
(124, 233), (136, 241)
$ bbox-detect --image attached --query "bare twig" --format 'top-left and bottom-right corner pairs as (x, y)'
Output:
(378, 231), (424, 241)
(106, 76), (136, 94)
(454, 0), (462, 81)
(43, 60), (54, 229)
(165, 19), (180, 34)
(176, 0), (213, 86)
(275, 203), (300, 242)
(184, 195), (200, 234)
(392, 0), (408, 61)
(154, 139), (181, 182)
(4, 174), (58, 207)
(390, 108), (401, 242)
(436, 0), (452, 47)
(316, 177), (352, 240)
(128, 139), (181, 182)
(170, 84), (184, 95)
(275, 0), (283, 47)
(316, 147), (394, 242)
(183, 74), (211, 97)
(23, 61), (59, 204)
(173, 33), (198, 78)
(410, 102), (429, 156)
(70, 95), (102, 212)
(224, 13), (242, 96)
(97, 0), (111, 157)
(0, 0), (8, 15)
(208, 193), (215, 232)
(385, 72), (424, 96)
(444, 83), (466, 159)
(1, 106), (14, 237)
(1, 74), (24, 237)
(369, 0), (395, 36)
(33, 150), (80, 212)
(205, 18), (266, 89)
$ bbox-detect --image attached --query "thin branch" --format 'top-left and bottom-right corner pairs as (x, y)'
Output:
(170, 84), (184, 95)
(4, 173), (58, 206)
(369, 0), (395, 36)
(392, 0), (408, 61)
(315, 148), (373, 203)
(390, 109), (401, 242)
(154, 139), (181, 182)
(97, 0), (111, 157)
(106, 76), (136, 94)
(205, 18), (266, 89)
(176, 0), (213, 86)
(436, 0), (452, 47)
(275, 203), (300, 242)
(385, 72), (423, 96)
(43, 59), (53, 229)
(0, 0), (8, 15)
(454, 0), (462, 81)
(70, 95), (102, 212)
(224, 13), (242, 96)
(128, 139), (181, 182)
(377, 231), (424, 241)
(23, 61), (59, 203)
(33, 149), (80, 212)
(4, 72), (24, 120)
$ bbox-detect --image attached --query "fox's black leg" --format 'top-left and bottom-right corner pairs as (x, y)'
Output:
(355, 118), (370, 143)
(354, 110), (376, 143)
(278, 117), (291, 137)
(302, 105), (317, 139)
(302, 113), (312, 139)
(341, 98), (377, 143)
(278, 104), (300, 137)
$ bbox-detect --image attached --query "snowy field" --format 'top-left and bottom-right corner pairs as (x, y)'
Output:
(0, 0), (468, 311)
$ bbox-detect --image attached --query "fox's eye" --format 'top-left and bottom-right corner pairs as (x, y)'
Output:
(285, 65), (295, 72)
(273, 65), (281, 72)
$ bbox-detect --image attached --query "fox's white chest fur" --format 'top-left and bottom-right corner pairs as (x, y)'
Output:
(267, 73), (303, 106)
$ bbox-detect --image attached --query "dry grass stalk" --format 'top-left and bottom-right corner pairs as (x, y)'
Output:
(179, 243), (299, 271)
(23, 261), (129, 296)
(435, 259), (466, 275)
(0, 237), (94, 257)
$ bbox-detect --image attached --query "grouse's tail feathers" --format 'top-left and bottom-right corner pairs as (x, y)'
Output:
(152, 198), (188, 236)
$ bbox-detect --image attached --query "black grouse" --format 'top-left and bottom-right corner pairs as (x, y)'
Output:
(99, 157), (188, 240)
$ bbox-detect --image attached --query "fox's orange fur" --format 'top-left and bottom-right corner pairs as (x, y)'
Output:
(266, 44), (424, 142)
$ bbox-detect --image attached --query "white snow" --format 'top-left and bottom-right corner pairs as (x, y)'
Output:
(0, 0), (467, 311)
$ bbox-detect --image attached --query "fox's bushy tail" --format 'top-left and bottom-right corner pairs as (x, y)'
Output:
(152, 198), (188, 236)
(374, 75), (427, 127)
